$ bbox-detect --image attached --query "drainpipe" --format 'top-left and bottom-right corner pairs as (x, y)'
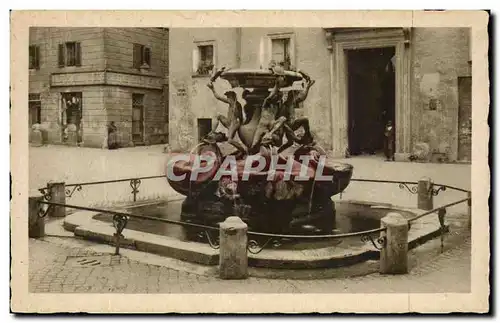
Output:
(236, 28), (242, 68)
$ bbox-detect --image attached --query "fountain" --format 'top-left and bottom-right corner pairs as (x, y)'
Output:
(166, 66), (354, 237)
(59, 67), (466, 272)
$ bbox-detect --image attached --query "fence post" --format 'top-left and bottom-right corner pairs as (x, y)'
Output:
(48, 181), (66, 217)
(380, 212), (409, 274)
(219, 216), (248, 280)
(467, 191), (472, 229)
(417, 177), (433, 210)
(28, 195), (45, 238)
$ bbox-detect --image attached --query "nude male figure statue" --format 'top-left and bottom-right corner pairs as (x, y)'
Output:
(248, 78), (284, 154)
(261, 71), (316, 153)
(206, 69), (247, 157)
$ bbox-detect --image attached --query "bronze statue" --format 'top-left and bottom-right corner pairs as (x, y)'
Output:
(249, 78), (284, 153)
(206, 68), (247, 157)
(263, 71), (316, 153)
(168, 67), (354, 236)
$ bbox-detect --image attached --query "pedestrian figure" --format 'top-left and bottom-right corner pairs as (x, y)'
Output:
(384, 120), (395, 161)
(107, 121), (119, 150)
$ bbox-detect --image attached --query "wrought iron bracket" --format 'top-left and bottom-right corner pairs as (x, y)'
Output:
(431, 185), (447, 196)
(112, 214), (129, 255)
(130, 179), (141, 202)
(38, 188), (52, 201)
(112, 214), (129, 235)
(398, 183), (418, 194)
(247, 237), (282, 254)
(65, 185), (82, 198)
(38, 203), (52, 218)
(361, 235), (386, 250)
(203, 231), (220, 249)
(437, 208), (447, 227)
(437, 208), (447, 253)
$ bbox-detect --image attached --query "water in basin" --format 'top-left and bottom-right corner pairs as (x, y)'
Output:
(92, 199), (402, 250)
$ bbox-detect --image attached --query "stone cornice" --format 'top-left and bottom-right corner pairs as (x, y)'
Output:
(324, 28), (411, 46)
(50, 70), (164, 90)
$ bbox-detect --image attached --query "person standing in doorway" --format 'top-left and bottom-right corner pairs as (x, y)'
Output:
(383, 120), (395, 161)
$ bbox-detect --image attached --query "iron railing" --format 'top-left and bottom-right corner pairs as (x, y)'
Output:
(37, 200), (221, 253)
(35, 175), (471, 256)
(38, 175), (166, 202)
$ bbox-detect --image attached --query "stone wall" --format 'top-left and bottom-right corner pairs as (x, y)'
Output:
(104, 28), (168, 78)
(29, 27), (170, 148)
(29, 27), (106, 145)
(410, 28), (471, 162)
(168, 28), (239, 151)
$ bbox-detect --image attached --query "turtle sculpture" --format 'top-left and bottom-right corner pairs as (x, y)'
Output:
(167, 64), (353, 236)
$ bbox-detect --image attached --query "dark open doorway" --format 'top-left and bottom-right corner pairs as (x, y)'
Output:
(197, 118), (212, 142)
(347, 47), (396, 156)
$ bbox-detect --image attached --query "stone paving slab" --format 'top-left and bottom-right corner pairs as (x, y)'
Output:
(28, 234), (471, 294)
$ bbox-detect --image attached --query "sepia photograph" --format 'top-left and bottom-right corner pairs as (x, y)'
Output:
(10, 10), (490, 314)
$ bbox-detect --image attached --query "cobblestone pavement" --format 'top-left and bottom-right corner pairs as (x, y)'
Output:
(29, 234), (471, 294)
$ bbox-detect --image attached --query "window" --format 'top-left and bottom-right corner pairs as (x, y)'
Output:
(29, 45), (40, 70)
(271, 38), (291, 70)
(58, 42), (81, 67)
(132, 94), (145, 142)
(28, 93), (41, 127)
(133, 44), (151, 69)
(193, 42), (215, 76)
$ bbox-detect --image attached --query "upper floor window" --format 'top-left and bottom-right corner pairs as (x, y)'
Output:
(193, 41), (215, 76)
(260, 33), (295, 70)
(29, 45), (40, 70)
(271, 38), (291, 70)
(58, 42), (82, 67)
(133, 44), (151, 69)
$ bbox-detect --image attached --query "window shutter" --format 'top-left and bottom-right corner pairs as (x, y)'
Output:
(192, 47), (199, 74)
(133, 44), (142, 68)
(144, 47), (151, 66)
(58, 44), (65, 67)
(34, 46), (40, 69)
(75, 42), (82, 66)
(28, 46), (34, 68)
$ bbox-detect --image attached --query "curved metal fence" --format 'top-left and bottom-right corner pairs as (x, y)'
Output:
(34, 175), (471, 256)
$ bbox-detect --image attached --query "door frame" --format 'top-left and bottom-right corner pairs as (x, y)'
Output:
(328, 28), (411, 159)
(346, 47), (396, 155)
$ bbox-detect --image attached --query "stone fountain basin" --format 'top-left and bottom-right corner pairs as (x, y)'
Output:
(63, 197), (448, 269)
(220, 68), (303, 89)
(167, 149), (354, 199)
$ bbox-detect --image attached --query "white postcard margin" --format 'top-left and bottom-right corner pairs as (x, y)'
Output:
(10, 10), (490, 313)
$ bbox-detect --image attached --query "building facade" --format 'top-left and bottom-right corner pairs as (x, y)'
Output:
(168, 28), (472, 162)
(28, 27), (169, 148)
